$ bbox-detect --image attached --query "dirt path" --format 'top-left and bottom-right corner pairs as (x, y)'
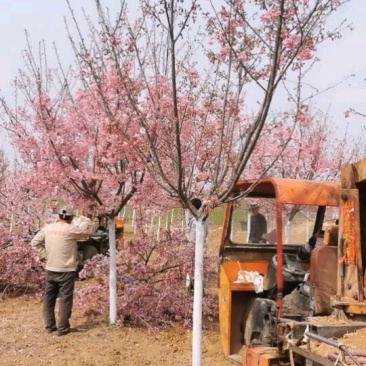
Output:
(0, 293), (233, 366)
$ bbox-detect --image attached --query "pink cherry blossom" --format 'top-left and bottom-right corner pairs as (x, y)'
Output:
(260, 10), (281, 24)
(283, 38), (297, 50)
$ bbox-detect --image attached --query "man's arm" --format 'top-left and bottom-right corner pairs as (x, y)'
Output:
(186, 211), (196, 242)
(30, 229), (46, 260)
(69, 216), (100, 239)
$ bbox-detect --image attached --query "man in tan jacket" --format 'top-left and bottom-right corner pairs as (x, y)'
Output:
(31, 205), (99, 336)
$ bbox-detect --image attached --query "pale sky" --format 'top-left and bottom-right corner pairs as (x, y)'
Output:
(0, 0), (365, 158)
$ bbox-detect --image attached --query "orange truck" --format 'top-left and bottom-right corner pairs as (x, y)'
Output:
(218, 159), (366, 365)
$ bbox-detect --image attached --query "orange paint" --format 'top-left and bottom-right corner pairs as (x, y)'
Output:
(340, 199), (356, 265)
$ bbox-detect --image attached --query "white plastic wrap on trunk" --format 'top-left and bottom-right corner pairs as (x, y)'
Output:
(192, 218), (205, 366)
(108, 217), (117, 325)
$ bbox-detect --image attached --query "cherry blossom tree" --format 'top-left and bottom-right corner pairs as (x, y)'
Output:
(0, 168), (55, 234)
(0, 149), (7, 185)
(0, 167), (48, 294)
(0, 36), (148, 323)
(249, 108), (359, 241)
(0, 150), (10, 247)
(0, 149), (8, 227)
(1, 39), (145, 214)
(252, 111), (356, 184)
(69, 0), (349, 204)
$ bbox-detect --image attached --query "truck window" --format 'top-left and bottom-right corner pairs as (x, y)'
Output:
(230, 199), (275, 244)
(230, 201), (338, 245)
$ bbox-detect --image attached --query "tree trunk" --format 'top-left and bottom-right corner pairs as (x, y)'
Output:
(192, 217), (205, 366)
(108, 217), (117, 325)
(284, 218), (290, 244)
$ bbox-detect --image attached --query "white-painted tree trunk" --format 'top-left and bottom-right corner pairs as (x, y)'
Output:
(157, 216), (161, 240)
(132, 209), (136, 234)
(108, 217), (117, 325)
(9, 213), (14, 234)
(192, 218), (205, 366)
(149, 216), (154, 234)
(284, 218), (290, 244)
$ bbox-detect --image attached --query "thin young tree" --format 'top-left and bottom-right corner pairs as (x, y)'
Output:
(0, 149), (9, 230)
(0, 37), (145, 324)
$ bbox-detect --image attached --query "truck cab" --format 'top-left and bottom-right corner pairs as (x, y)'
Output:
(218, 178), (341, 363)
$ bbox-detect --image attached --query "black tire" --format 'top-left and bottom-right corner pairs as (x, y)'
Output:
(82, 245), (99, 261)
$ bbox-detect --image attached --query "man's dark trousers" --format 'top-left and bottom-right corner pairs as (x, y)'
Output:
(43, 271), (77, 333)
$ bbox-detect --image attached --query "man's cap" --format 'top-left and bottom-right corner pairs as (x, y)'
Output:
(59, 205), (75, 217)
(249, 204), (259, 209)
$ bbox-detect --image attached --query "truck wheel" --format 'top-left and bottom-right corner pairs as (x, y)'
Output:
(83, 245), (99, 261)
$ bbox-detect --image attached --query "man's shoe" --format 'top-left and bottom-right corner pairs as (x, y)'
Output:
(57, 328), (77, 336)
(46, 326), (58, 334)
(57, 329), (70, 336)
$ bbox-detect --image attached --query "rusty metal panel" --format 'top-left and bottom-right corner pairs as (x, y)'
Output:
(337, 189), (364, 302)
(242, 346), (281, 366)
(219, 265), (232, 356)
(341, 159), (366, 189)
(289, 345), (334, 366)
(310, 246), (337, 315)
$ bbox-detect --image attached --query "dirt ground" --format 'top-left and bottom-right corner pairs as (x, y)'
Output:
(0, 290), (233, 366)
